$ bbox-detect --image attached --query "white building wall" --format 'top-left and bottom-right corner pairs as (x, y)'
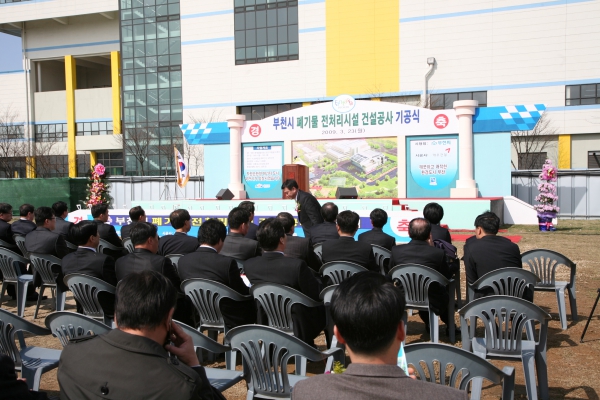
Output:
(34, 91), (67, 122)
(0, 72), (29, 125)
(0, 0), (117, 24)
(75, 88), (113, 121)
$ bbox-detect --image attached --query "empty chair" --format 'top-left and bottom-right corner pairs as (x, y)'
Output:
(405, 342), (515, 400)
(388, 264), (457, 344)
(64, 273), (116, 326)
(14, 235), (29, 259)
(521, 249), (577, 330)
(0, 308), (61, 391)
(29, 253), (66, 319)
(320, 261), (368, 285)
(0, 248), (33, 317)
(98, 238), (125, 257)
(175, 320), (244, 392)
(45, 311), (111, 347)
(224, 325), (344, 400)
(122, 237), (134, 253)
(459, 295), (551, 400)
(371, 244), (391, 275)
(313, 243), (323, 263)
(166, 254), (183, 273)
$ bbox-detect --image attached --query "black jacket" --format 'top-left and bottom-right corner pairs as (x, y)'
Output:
(321, 236), (378, 272)
(54, 216), (73, 239)
(0, 354), (48, 400)
(220, 232), (261, 261)
(284, 234), (322, 272)
(309, 222), (339, 244)
(0, 219), (15, 246)
(430, 224), (452, 243)
(296, 190), (323, 240)
(158, 232), (199, 256)
(119, 222), (137, 239)
(115, 248), (181, 290)
(95, 220), (123, 247)
(11, 219), (36, 237)
(357, 228), (396, 250)
(25, 227), (70, 259)
(244, 222), (258, 241)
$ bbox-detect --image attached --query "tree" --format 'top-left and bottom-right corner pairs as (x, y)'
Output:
(0, 106), (28, 178)
(183, 110), (223, 176)
(114, 126), (155, 176)
(511, 113), (558, 170)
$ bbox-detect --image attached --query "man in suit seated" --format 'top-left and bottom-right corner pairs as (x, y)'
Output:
(178, 218), (255, 329)
(120, 205), (146, 239)
(11, 203), (36, 237)
(309, 202), (340, 244)
(389, 218), (455, 335)
(158, 209), (199, 256)
(244, 218), (325, 346)
(0, 203), (17, 249)
(239, 201), (258, 241)
(277, 211), (322, 273)
(220, 207), (261, 261)
(52, 201), (73, 240)
(91, 203), (123, 247)
(58, 270), (225, 400)
(423, 202), (452, 243)
(321, 211), (378, 272)
(463, 211), (529, 300)
(292, 272), (467, 400)
(281, 179), (323, 241)
(357, 208), (396, 250)
(62, 220), (117, 315)
(1, 354), (49, 400)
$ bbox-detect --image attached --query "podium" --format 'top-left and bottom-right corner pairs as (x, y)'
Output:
(282, 164), (309, 198)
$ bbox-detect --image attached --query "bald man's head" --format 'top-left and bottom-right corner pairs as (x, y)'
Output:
(408, 218), (431, 241)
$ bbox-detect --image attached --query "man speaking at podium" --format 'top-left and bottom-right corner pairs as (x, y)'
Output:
(281, 179), (323, 241)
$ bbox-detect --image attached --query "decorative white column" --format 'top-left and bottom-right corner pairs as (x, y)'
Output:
(450, 100), (479, 198)
(227, 114), (247, 200)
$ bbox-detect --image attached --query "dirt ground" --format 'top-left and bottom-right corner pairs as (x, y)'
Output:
(5, 219), (600, 399)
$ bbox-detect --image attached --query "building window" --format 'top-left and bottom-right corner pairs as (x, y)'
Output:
(566, 84), (600, 106)
(589, 151), (600, 169)
(77, 154), (91, 177)
(76, 121), (114, 136)
(0, 0), (32, 3)
(0, 157), (26, 178)
(518, 152), (547, 170)
(430, 92), (487, 110)
(36, 155), (68, 178)
(240, 102), (302, 120)
(35, 124), (68, 142)
(0, 125), (24, 139)
(97, 152), (124, 176)
(234, 0), (299, 65)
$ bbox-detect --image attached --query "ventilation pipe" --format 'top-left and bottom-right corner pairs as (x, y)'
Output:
(421, 57), (435, 107)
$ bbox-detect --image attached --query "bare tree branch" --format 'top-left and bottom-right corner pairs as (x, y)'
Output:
(0, 106), (28, 178)
(511, 113), (557, 169)
(113, 126), (156, 176)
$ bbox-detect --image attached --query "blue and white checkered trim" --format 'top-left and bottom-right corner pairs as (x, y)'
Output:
(498, 104), (545, 131)
(180, 122), (230, 145)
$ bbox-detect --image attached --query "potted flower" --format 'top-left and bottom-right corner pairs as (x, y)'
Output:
(534, 159), (559, 231)
(84, 163), (111, 208)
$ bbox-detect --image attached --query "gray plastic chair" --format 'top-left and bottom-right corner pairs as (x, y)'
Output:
(122, 237), (134, 253)
(251, 283), (325, 375)
(14, 235), (29, 259)
(459, 295), (551, 400)
(313, 243), (323, 263)
(235, 259), (245, 274)
(467, 267), (538, 302)
(65, 241), (78, 251)
(181, 278), (252, 368)
(0, 238), (19, 251)
(29, 253), (66, 319)
(371, 244), (391, 275)
(224, 325), (345, 400)
(405, 342), (515, 400)
(521, 249), (577, 330)
(0, 308), (61, 391)
(98, 238), (126, 256)
(388, 264), (457, 344)
(320, 284), (345, 371)
(175, 320), (244, 392)
(319, 261), (368, 285)
(0, 248), (33, 317)
(166, 254), (183, 273)
(64, 273), (116, 326)
(45, 311), (111, 347)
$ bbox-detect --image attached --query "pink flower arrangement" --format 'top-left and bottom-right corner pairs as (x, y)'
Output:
(85, 163), (111, 207)
(534, 159), (559, 216)
(94, 163), (106, 176)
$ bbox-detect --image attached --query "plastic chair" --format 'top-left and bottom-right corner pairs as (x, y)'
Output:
(224, 325), (344, 400)
(0, 308), (61, 391)
(313, 243), (323, 263)
(14, 235), (29, 259)
(175, 320), (244, 392)
(319, 261), (368, 285)
(29, 253), (66, 319)
(521, 249), (577, 330)
(459, 295), (551, 400)
(98, 239), (125, 256)
(320, 284), (344, 371)
(181, 278), (252, 368)
(371, 244), (391, 275)
(0, 238), (18, 251)
(166, 254), (183, 273)
(122, 237), (135, 253)
(65, 241), (78, 251)
(45, 311), (111, 347)
(388, 264), (457, 344)
(405, 342), (515, 400)
(235, 259), (245, 274)
(251, 283), (325, 375)
(0, 248), (33, 317)
(64, 273), (116, 326)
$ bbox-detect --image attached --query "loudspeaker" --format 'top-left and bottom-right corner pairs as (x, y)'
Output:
(216, 188), (234, 200)
(335, 187), (358, 199)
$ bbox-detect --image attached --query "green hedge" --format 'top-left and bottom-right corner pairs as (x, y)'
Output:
(0, 178), (88, 215)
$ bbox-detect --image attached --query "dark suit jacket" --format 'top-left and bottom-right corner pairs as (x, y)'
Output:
(244, 252), (325, 344)
(95, 219), (123, 247)
(220, 232), (261, 261)
(178, 246), (255, 329)
(309, 222), (339, 244)
(292, 363), (467, 400)
(321, 236), (378, 272)
(357, 228), (396, 250)
(158, 232), (199, 256)
(115, 248), (181, 290)
(284, 234), (322, 272)
(296, 190), (323, 239)
(0, 354), (49, 400)
(54, 216), (73, 239)
(25, 227), (69, 259)
(431, 224), (452, 243)
(11, 219), (36, 237)
(0, 219), (15, 245)
(245, 222), (258, 241)
(119, 222), (137, 239)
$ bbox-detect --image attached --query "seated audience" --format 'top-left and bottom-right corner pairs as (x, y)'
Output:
(178, 218), (255, 329)
(1, 354), (49, 400)
(244, 218), (325, 346)
(52, 201), (73, 240)
(91, 203), (123, 248)
(220, 207), (261, 260)
(309, 202), (340, 244)
(25, 206), (69, 259)
(120, 206), (146, 239)
(11, 203), (36, 237)
(423, 202), (452, 243)
(57, 270), (225, 400)
(357, 208), (396, 250)
(158, 209), (199, 256)
(0, 203), (16, 247)
(277, 211), (322, 272)
(321, 211), (378, 272)
(292, 272), (467, 400)
(238, 200), (258, 240)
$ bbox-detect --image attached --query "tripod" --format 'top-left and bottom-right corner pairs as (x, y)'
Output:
(580, 288), (600, 343)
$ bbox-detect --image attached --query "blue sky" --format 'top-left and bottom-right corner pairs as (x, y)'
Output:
(0, 33), (23, 72)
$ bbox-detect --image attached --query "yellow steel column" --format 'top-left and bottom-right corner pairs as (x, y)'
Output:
(26, 157), (36, 178)
(90, 151), (97, 167)
(558, 134), (571, 169)
(111, 51), (122, 134)
(302, 102), (311, 107)
(65, 55), (77, 177)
